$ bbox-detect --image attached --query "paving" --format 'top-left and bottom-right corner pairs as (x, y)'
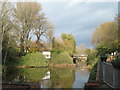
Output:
(84, 80), (113, 90)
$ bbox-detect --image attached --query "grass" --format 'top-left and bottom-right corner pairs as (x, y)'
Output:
(88, 58), (99, 80)
(89, 62), (98, 80)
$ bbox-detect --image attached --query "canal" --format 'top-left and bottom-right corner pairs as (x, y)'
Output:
(3, 63), (89, 88)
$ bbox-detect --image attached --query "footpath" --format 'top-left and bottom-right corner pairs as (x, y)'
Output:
(84, 60), (113, 90)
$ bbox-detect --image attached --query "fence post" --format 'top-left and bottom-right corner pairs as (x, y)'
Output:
(113, 67), (116, 88)
(102, 61), (105, 82)
(118, 70), (120, 88)
(113, 67), (120, 89)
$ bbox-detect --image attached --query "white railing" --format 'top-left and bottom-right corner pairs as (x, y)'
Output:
(102, 61), (120, 88)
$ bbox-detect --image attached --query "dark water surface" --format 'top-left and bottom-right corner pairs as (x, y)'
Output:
(3, 65), (89, 88)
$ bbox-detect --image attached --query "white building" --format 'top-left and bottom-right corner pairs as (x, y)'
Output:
(42, 51), (51, 59)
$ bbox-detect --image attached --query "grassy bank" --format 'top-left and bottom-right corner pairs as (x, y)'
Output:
(89, 60), (98, 80)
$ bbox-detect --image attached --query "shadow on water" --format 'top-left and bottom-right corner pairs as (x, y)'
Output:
(3, 63), (89, 88)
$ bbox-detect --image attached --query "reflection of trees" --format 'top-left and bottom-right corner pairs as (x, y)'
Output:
(21, 68), (47, 82)
(3, 67), (76, 88)
(3, 68), (20, 83)
(3, 68), (48, 83)
(50, 68), (75, 88)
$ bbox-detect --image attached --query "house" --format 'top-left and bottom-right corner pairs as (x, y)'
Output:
(42, 51), (51, 59)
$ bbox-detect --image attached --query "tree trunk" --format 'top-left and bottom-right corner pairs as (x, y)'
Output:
(3, 51), (7, 65)
(20, 37), (25, 55)
(36, 36), (40, 45)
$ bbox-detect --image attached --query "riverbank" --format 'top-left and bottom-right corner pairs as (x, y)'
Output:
(2, 83), (41, 89)
(2, 83), (31, 89)
(49, 64), (76, 68)
(3, 64), (76, 69)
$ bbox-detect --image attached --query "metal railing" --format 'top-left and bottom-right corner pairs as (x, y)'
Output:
(102, 61), (120, 88)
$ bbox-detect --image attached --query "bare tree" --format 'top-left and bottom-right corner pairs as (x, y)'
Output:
(34, 18), (55, 45)
(0, 1), (14, 64)
(13, 2), (44, 54)
(0, 1), (13, 41)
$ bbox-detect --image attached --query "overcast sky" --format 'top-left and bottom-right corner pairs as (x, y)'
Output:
(37, 1), (118, 48)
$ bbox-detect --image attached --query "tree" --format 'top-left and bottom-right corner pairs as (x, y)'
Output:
(95, 45), (109, 56)
(0, 1), (18, 64)
(34, 18), (55, 45)
(51, 33), (76, 56)
(2, 32), (19, 65)
(1, 1), (55, 65)
(46, 29), (54, 49)
(92, 22), (118, 53)
(13, 2), (44, 54)
(76, 44), (86, 55)
(52, 37), (65, 51)
(0, 1), (13, 38)
(61, 33), (76, 55)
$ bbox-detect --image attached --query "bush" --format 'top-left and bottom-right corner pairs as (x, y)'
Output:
(87, 52), (97, 65)
(89, 61), (98, 80)
(50, 52), (73, 65)
(19, 52), (48, 66)
(111, 58), (120, 69)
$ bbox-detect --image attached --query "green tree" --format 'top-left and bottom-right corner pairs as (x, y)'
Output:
(92, 22), (118, 53)
(2, 32), (19, 65)
(61, 33), (76, 55)
(52, 33), (76, 56)
(0, 1), (19, 64)
(52, 37), (65, 52)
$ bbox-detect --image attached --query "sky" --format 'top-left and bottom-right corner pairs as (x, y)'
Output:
(10, 0), (118, 48)
(38, 1), (118, 48)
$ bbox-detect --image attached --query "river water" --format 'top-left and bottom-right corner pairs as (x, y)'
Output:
(3, 63), (89, 88)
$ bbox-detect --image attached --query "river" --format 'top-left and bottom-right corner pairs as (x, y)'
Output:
(3, 63), (89, 88)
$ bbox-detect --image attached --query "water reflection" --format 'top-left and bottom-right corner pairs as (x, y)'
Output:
(3, 66), (89, 88)
(73, 68), (89, 88)
(3, 68), (47, 83)
(49, 68), (75, 88)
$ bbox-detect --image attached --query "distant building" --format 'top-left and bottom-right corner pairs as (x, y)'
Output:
(42, 51), (51, 59)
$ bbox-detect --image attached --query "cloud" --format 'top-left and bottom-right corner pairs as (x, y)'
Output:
(6, 0), (119, 2)
(66, 0), (87, 8)
(39, 2), (118, 47)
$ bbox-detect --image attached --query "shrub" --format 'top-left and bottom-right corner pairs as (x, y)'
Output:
(111, 58), (120, 69)
(50, 52), (73, 65)
(89, 61), (98, 80)
(87, 52), (97, 65)
(19, 52), (48, 66)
